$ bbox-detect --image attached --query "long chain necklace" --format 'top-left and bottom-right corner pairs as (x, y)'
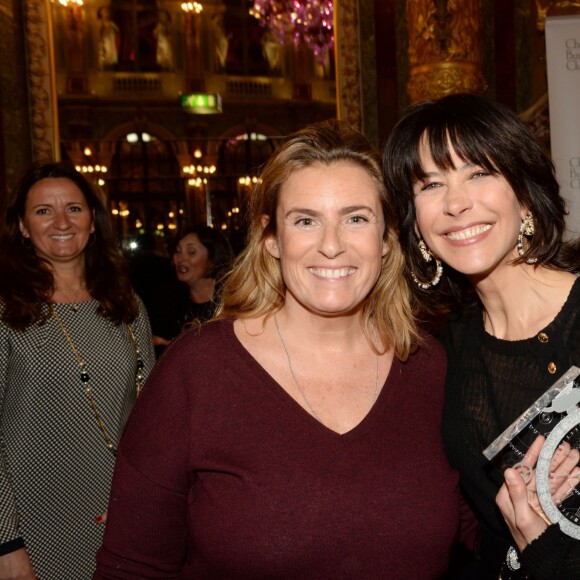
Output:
(274, 315), (380, 422)
(50, 304), (145, 455)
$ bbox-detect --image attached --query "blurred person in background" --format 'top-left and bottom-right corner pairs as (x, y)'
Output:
(150, 224), (233, 354)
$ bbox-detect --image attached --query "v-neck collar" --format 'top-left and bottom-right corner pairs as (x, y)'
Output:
(224, 318), (394, 440)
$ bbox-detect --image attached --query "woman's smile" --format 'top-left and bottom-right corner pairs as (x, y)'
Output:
(444, 223), (492, 242)
(308, 267), (356, 279)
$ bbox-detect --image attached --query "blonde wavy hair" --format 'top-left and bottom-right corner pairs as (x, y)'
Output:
(215, 119), (420, 360)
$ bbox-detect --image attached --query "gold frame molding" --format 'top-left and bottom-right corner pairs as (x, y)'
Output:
(24, 0), (60, 162)
(335, 0), (362, 129)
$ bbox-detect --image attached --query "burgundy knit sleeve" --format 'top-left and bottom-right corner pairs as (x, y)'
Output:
(94, 342), (193, 578)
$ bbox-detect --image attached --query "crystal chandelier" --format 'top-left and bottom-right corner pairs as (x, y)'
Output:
(250, 0), (334, 63)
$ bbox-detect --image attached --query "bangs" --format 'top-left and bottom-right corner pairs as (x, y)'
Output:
(410, 124), (500, 184)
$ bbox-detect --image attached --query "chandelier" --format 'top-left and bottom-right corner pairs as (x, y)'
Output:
(250, 0), (334, 63)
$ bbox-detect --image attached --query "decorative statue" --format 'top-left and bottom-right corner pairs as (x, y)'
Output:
(261, 29), (282, 73)
(154, 10), (174, 70)
(211, 11), (229, 71)
(98, 5), (120, 69)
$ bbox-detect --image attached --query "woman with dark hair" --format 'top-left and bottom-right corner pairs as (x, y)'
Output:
(383, 93), (580, 579)
(94, 120), (460, 577)
(0, 162), (155, 579)
(150, 224), (233, 352)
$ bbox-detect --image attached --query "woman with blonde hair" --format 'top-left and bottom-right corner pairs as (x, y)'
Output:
(95, 119), (460, 578)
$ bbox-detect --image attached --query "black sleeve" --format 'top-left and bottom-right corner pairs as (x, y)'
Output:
(522, 524), (580, 580)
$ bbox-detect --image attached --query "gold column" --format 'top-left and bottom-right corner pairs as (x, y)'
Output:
(406, 0), (487, 104)
(64, 3), (88, 93)
(292, 38), (313, 100)
(184, 10), (205, 92)
(334, 0), (361, 128)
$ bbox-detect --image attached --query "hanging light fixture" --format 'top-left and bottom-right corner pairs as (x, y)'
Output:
(181, 2), (203, 14)
(53, 0), (83, 6)
(250, 0), (334, 64)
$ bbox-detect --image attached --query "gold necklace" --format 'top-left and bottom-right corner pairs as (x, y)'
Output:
(274, 315), (380, 422)
(51, 304), (145, 455)
(53, 286), (89, 312)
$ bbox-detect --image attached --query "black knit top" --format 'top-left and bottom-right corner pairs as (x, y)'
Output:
(441, 276), (580, 579)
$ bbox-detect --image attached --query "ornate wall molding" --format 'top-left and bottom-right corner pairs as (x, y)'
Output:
(24, 0), (59, 162)
(335, 0), (362, 129)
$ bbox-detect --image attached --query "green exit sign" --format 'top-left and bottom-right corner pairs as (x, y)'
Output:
(181, 93), (223, 114)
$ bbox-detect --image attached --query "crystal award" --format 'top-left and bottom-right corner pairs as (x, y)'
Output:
(483, 366), (580, 539)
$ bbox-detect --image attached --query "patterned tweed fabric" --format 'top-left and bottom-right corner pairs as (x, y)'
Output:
(0, 300), (154, 579)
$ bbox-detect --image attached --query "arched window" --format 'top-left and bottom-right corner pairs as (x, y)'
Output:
(107, 131), (184, 243)
(216, 131), (277, 175)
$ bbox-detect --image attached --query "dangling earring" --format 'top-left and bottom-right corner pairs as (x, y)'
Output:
(418, 239), (432, 262)
(517, 211), (537, 264)
(411, 239), (443, 290)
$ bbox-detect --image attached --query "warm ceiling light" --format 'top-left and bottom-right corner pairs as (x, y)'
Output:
(181, 2), (203, 13)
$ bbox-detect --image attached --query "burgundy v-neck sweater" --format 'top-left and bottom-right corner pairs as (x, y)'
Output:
(95, 319), (460, 579)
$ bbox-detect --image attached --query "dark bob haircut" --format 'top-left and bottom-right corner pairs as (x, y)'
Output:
(383, 92), (579, 313)
(0, 162), (139, 329)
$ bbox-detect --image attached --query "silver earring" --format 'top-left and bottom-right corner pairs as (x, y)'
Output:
(517, 211), (537, 264)
(411, 239), (443, 290)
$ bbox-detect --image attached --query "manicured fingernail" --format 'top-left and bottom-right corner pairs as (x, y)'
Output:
(95, 515), (103, 523)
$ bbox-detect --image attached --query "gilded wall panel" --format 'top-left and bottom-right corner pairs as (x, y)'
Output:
(24, 0), (59, 163)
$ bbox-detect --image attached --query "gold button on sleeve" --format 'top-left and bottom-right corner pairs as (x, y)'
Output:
(548, 362), (557, 374)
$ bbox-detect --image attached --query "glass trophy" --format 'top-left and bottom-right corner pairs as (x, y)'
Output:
(483, 366), (580, 539)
